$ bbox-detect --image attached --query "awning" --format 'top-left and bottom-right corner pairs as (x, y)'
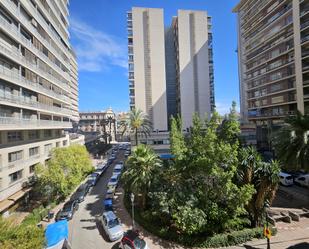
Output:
(0, 199), (14, 213)
(7, 187), (31, 202)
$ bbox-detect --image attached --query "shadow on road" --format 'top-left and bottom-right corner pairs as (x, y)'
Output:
(244, 245), (262, 249)
(111, 242), (120, 249)
(286, 242), (309, 249)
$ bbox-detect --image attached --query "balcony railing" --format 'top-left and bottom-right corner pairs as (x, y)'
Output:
(0, 39), (70, 92)
(0, 92), (72, 115)
(0, 64), (69, 103)
(0, 117), (72, 130)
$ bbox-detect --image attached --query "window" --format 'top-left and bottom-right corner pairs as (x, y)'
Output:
(63, 140), (67, 146)
(44, 130), (52, 138)
(29, 164), (36, 174)
(28, 130), (39, 140)
(9, 170), (23, 183)
(56, 142), (60, 147)
(8, 150), (23, 163)
(7, 131), (23, 142)
(44, 143), (52, 154)
(29, 147), (39, 157)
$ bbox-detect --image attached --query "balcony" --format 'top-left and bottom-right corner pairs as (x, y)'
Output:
(0, 92), (72, 116)
(0, 64), (70, 104)
(0, 117), (72, 130)
(0, 40), (70, 93)
(248, 110), (295, 119)
(1, 0), (70, 68)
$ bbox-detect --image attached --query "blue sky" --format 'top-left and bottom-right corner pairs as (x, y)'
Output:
(69, 0), (240, 115)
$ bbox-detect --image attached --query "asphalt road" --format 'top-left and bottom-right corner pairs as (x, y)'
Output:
(68, 150), (124, 249)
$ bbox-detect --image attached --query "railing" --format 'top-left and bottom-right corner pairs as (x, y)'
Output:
(0, 38), (70, 92)
(248, 110), (295, 118)
(0, 92), (72, 115)
(2, 0), (70, 65)
(0, 63), (69, 103)
(0, 117), (72, 129)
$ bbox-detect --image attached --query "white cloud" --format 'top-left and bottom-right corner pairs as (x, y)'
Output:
(70, 18), (127, 72)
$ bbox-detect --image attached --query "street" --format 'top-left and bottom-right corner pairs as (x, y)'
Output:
(68, 151), (123, 249)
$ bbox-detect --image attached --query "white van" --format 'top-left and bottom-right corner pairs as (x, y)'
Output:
(279, 172), (293, 186)
(294, 174), (309, 187)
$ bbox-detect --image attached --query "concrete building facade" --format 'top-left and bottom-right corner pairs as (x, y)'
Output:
(0, 0), (78, 211)
(233, 0), (309, 148)
(127, 7), (214, 133)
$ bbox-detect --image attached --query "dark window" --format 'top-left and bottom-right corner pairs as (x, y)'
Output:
(9, 170), (23, 183)
(8, 150), (23, 162)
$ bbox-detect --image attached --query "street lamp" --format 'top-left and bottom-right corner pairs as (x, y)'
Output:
(130, 193), (135, 229)
(264, 202), (271, 249)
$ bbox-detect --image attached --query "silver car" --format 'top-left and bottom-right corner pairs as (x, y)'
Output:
(100, 211), (123, 241)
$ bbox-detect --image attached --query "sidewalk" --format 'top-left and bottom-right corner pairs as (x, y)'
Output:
(113, 187), (309, 249)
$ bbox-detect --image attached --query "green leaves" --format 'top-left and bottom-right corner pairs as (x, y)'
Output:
(35, 145), (93, 201)
(273, 111), (309, 171)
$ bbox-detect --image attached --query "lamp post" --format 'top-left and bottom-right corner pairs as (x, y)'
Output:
(130, 193), (135, 230)
(264, 202), (271, 249)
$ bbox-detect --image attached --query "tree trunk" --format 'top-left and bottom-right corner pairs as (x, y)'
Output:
(135, 128), (138, 146)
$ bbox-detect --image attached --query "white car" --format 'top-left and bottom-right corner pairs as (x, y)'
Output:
(100, 211), (123, 241)
(279, 172), (293, 186)
(294, 174), (309, 187)
(107, 174), (119, 188)
(113, 164), (124, 177)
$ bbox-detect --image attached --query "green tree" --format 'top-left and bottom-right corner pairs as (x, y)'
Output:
(122, 144), (162, 209)
(119, 108), (152, 145)
(170, 115), (187, 160)
(273, 111), (309, 171)
(218, 101), (240, 145)
(36, 145), (93, 200)
(0, 217), (45, 249)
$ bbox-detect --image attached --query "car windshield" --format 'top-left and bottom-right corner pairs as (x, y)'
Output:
(63, 203), (72, 212)
(134, 237), (146, 249)
(108, 218), (119, 228)
(111, 178), (117, 182)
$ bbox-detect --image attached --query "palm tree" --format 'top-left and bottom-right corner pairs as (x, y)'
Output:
(122, 144), (162, 209)
(273, 111), (309, 171)
(119, 108), (152, 145)
(238, 148), (281, 227)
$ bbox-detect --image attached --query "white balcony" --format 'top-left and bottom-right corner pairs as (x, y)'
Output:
(0, 92), (72, 116)
(2, 0), (71, 67)
(0, 38), (70, 93)
(0, 117), (72, 131)
(0, 63), (70, 104)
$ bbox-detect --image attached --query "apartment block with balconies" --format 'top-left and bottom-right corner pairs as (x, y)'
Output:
(0, 0), (77, 212)
(234, 0), (309, 149)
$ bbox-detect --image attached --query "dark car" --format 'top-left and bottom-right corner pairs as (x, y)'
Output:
(119, 230), (148, 249)
(71, 184), (90, 202)
(87, 173), (100, 186)
(104, 197), (113, 211)
(55, 200), (79, 221)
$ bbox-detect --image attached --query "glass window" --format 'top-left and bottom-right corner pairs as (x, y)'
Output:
(44, 143), (52, 154)
(28, 130), (39, 140)
(8, 150), (23, 162)
(63, 140), (67, 146)
(29, 147), (39, 157)
(7, 131), (23, 142)
(9, 170), (23, 183)
(29, 164), (36, 173)
(44, 130), (52, 138)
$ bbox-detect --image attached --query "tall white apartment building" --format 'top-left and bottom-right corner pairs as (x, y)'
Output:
(173, 10), (214, 129)
(128, 7), (168, 131)
(127, 7), (214, 134)
(0, 0), (78, 212)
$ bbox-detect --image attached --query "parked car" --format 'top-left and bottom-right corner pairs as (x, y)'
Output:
(106, 185), (116, 195)
(113, 164), (124, 176)
(71, 184), (90, 202)
(103, 197), (113, 211)
(119, 229), (148, 249)
(294, 174), (309, 187)
(279, 172), (294, 186)
(100, 211), (123, 241)
(110, 154), (117, 161)
(87, 173), (99, 186)
(107, 174), (119, 188)
(55, 200), (79, 221)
